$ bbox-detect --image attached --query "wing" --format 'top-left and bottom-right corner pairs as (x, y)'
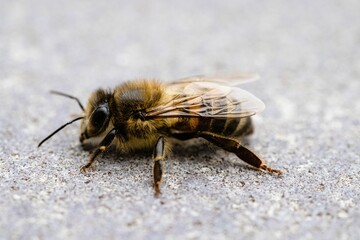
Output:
(145, 81), (265, 119)
(169, 73), (259, 87)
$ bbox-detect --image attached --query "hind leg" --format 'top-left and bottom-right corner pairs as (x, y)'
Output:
(198, 131), (282, 175)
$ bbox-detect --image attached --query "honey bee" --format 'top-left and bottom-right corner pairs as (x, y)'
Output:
(38, 74), (282, 195)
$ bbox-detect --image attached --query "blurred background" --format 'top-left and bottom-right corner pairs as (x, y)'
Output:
(1, 0), (359, 239)
(2, 1), (357, 86)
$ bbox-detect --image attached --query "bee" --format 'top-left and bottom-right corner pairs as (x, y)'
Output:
(38, 74), (282, 195)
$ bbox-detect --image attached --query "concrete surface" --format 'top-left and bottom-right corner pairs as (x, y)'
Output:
(1, 0), (359, 239)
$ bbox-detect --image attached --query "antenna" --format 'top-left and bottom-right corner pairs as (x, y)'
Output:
(38, 116), (84, 147)
(50, 90), (85, 111)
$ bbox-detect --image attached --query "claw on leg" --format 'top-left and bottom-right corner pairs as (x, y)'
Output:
(153, 182), (161, 197)
(260, 164), (282, 176)
(80, 163), (95, 173)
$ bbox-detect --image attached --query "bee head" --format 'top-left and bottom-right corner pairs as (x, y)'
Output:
(80, 88), (113, 143)
(37, 89), (114, 148)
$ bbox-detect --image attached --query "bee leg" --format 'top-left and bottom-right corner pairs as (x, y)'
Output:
(153, 136), (165, 196)
(198, 131), (282, 176)
(80, 128), (117, 172)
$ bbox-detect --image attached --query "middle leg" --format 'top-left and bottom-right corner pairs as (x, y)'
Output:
(153, 136), (166, 196)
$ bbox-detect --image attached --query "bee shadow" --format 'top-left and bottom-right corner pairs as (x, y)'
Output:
(79, 137), (257, 171)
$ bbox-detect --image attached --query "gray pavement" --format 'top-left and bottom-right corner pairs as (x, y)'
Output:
(1, 0), (359, 239)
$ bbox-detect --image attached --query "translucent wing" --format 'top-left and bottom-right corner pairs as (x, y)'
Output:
(145, 81), (265, 119)
(170, 73), (259, 86)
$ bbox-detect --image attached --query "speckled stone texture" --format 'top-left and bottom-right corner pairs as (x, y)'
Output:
(1, 0), (359, 239)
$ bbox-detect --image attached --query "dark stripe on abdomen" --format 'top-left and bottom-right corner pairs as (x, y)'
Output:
(231, 117), (253, 137)
(222, 118), (240, 136)
(207, 91), (228, 134)
(209, 118), (227, 134)
(198, 117), (212, 131)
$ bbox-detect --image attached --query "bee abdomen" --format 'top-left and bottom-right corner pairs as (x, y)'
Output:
(209, 117), (253, 137)
(209, 118), (227, 134)
(230, 117), (253, 137)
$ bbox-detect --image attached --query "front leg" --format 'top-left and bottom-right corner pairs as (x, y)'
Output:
(153, 136), (165, 196)
(80, 128), (117, 172)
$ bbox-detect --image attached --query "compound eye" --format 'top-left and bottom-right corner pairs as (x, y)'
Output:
(90, 105), (109, 130)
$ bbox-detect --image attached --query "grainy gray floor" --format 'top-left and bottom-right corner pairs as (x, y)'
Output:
(1, 1), (359, 239)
